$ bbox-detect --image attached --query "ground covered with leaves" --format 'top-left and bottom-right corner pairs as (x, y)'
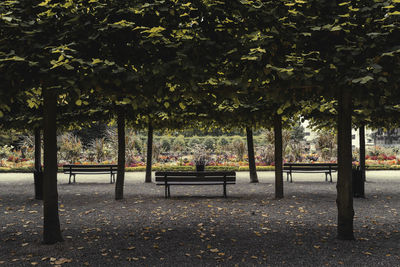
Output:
(0, 171), (399, 266)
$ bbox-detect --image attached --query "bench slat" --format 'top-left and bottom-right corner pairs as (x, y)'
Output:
(155, 171), (235, 176)
(155, 177), (236, 182)
(156, 182), (235, 185)
(283, 167), (337, 171)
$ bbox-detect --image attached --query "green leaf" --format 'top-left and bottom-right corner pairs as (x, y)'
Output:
(352, 76), (373, 84)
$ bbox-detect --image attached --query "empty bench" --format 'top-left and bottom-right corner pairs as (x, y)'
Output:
(283, 163), (337, 183)
(155, 171), (236, 198)
(62, 164), (117, 184)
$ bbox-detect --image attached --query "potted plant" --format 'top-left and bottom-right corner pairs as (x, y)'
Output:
(192, 144), (209, 172)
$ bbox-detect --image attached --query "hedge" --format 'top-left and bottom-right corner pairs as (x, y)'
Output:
(1, 164), (399, 173)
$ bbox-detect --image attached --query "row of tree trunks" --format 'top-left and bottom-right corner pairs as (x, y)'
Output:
(336, 89), (355, 240)
(145, 122), (153, 183)
(246, 127), (259, 183)
(37, 92), (355, 243)
(115, 107), (126, 200)
(42, 89), (63, 244)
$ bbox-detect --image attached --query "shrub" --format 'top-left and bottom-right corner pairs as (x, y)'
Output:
(0, 145), (14, 160)
(231, 136), (246, 161)
(172, 135), (186, 156)
(152, 141), (161, 162)
(160, 137), (171, 152)
(203, 137), (215, 151)
(58, 133), (82, 164)
(188, 136), (202, 148)
(88, 138), (106, 163)
(258, 144), (274, 165)
(218, 136), (229, 147)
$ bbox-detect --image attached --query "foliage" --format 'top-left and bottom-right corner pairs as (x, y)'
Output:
(172, 135), (186, 157)
(160, 137), (171, 152)
(203, 137), (215, 151)
(257, 145), (275, 165)
(231, 136), (246, 161)
(191, 144), (210, 166)
(152, 141), (162, 162)
(188, 136), (202, 148)
(291, 123), (306, 142)
(315, 130), (337, 161)
(0, 145), (14, 160)
(88, 138), (106, 163)
(58, 133), (82, 164)
(18, 134), (35, 159)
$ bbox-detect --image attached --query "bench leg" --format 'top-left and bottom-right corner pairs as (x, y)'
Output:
(286, 172), (289, 182)
(167, 185), (171, 198)
(68, 174), (71, 184)
(329, 172), (332, 183)
(223, 183), (227, 198)
(73, 174), (76, 184)
(164, 185), (168, 198)
(110, 174), (115, 184)
(290, 173), (293, 183)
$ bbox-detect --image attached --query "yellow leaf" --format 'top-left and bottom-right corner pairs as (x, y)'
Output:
(210, 248), (219, 253)
(179, 103), (186, 110)
(75, 100), (82, 106)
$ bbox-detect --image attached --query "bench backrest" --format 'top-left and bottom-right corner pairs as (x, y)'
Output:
(63, 164), (118, 172)
(155, 171), (236, 183)
(283, 163), (337, 170)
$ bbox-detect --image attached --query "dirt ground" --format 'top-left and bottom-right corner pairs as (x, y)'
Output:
(0, 171), (399, 266)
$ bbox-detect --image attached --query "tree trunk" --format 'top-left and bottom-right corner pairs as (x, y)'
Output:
(246, 127), (258, 183)
(359, 125), (366, 182)
(42, 88), (63, 244)
(115, 107), (125, 200)
(145, 122), (153, 183)
(34, 128), (43, 200)
(336, 89), (355, 240)
(274, 115), (284, 199)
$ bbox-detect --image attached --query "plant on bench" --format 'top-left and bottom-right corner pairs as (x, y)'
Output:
(62, 164), (117, 184)
(283, 163), (337, 183)
(155, 171), (236, 198)
(191, 144), (210, 172)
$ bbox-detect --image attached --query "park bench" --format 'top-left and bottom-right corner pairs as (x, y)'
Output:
(283, 163), (337, 183)
(62, 164), (117, 184)
(155, 171), (236, 198)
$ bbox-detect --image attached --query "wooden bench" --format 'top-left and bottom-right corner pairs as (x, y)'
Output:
(62, 164), (117, 184)
(155, 171), (236, 198)
(283, 163), (337, 183)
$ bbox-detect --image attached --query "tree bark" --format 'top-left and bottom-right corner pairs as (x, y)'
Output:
(246, 127), (258, 183)
(145, 122), (153, 183)
(42, 88), (63, 244)
(34, 128), (43, 200)
(115, 107), (125, 200)
(359, 124), (366, 182)
(336, 89), (355, 240)
(274, 115), (284, 199)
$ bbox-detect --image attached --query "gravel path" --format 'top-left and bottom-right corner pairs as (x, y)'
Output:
(0, 171), (399, 266)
